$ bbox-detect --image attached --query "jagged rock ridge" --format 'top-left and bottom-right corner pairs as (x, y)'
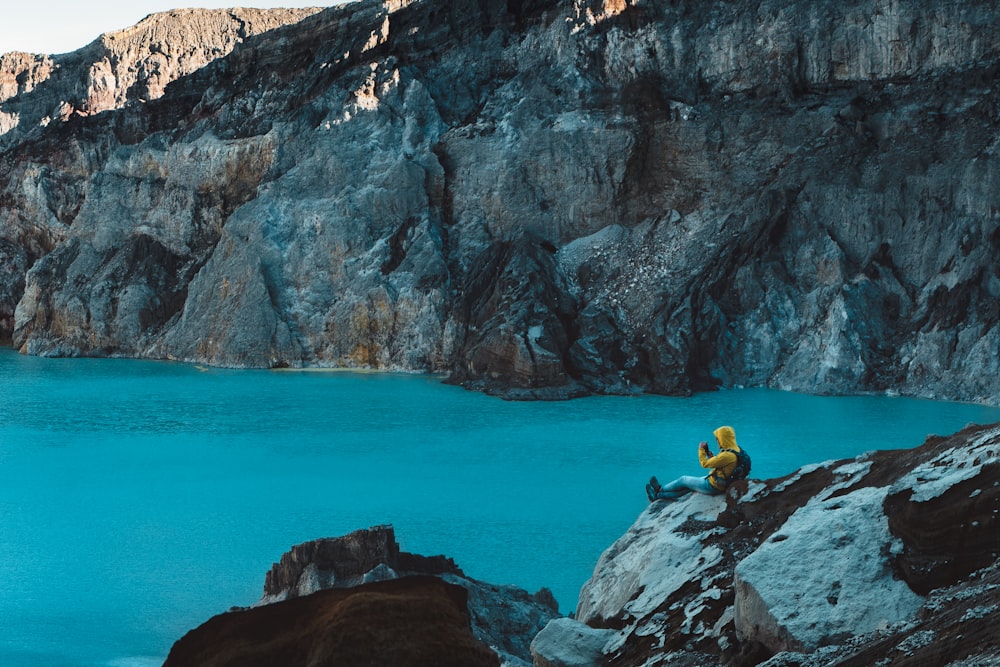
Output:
(1, 0), (999, 404)
(0, 8), (321, 147)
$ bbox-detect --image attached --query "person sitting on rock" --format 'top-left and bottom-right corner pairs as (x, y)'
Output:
(646, 426), (744, 502)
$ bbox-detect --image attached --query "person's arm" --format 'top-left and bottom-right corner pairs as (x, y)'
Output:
(699, 444), (734, 471)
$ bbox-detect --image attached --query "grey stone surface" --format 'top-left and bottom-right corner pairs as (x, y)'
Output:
(530, 617), (615, 667)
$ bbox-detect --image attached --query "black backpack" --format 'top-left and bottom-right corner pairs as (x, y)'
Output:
(722, 447), (751, 483)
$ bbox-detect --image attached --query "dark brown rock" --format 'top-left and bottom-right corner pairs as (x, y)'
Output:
(163, 575), (500, 667)
(885, 461), (1000, 596)
(254, 525), (558, 666)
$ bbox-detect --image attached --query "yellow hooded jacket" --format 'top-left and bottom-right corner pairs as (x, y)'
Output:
(699, 425), (741, 490)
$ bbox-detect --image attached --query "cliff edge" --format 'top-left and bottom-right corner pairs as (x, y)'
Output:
(0, 8), (321, 147)
(542, 422), (1000, 666)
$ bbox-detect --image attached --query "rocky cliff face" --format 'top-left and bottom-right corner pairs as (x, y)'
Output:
(0, 7), (318, 346)
(2, 0), (999, 403)
(542, 422), (1000, 667)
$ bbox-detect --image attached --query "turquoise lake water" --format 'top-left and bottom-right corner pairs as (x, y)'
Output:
(2, 348), (999, 666)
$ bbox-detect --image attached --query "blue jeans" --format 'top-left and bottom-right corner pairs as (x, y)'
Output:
(655, 475), (721, 499)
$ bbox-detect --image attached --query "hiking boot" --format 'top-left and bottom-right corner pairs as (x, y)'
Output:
(648, 476), (661, 494)
(646, 483), (658, 502)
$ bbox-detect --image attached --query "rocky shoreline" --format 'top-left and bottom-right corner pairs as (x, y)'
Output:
(164, 423), (999, 666)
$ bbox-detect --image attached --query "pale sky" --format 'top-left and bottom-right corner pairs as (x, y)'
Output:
(0, 2), (344, 56)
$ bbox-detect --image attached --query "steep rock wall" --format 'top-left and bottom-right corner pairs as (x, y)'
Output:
(1, 0), (999, 403)
(0, 6), (320, 347)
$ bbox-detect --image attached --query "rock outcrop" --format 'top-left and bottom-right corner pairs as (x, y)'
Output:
(175, 525), (559, 667)
(2, 0), (1000, 404)
(259, 524), (463, 603)
(549, 422), (1000, 667)
(164, 575), (501, 667)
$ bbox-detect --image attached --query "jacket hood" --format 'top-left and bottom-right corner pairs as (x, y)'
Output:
(714, 426), (738, 450)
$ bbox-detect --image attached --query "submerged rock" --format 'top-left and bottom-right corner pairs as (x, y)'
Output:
(565, 422), (1000, 666)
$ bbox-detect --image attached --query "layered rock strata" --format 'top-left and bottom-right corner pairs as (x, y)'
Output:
(2, 0), (1000, 404)
(550, 422), (1000, 667)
